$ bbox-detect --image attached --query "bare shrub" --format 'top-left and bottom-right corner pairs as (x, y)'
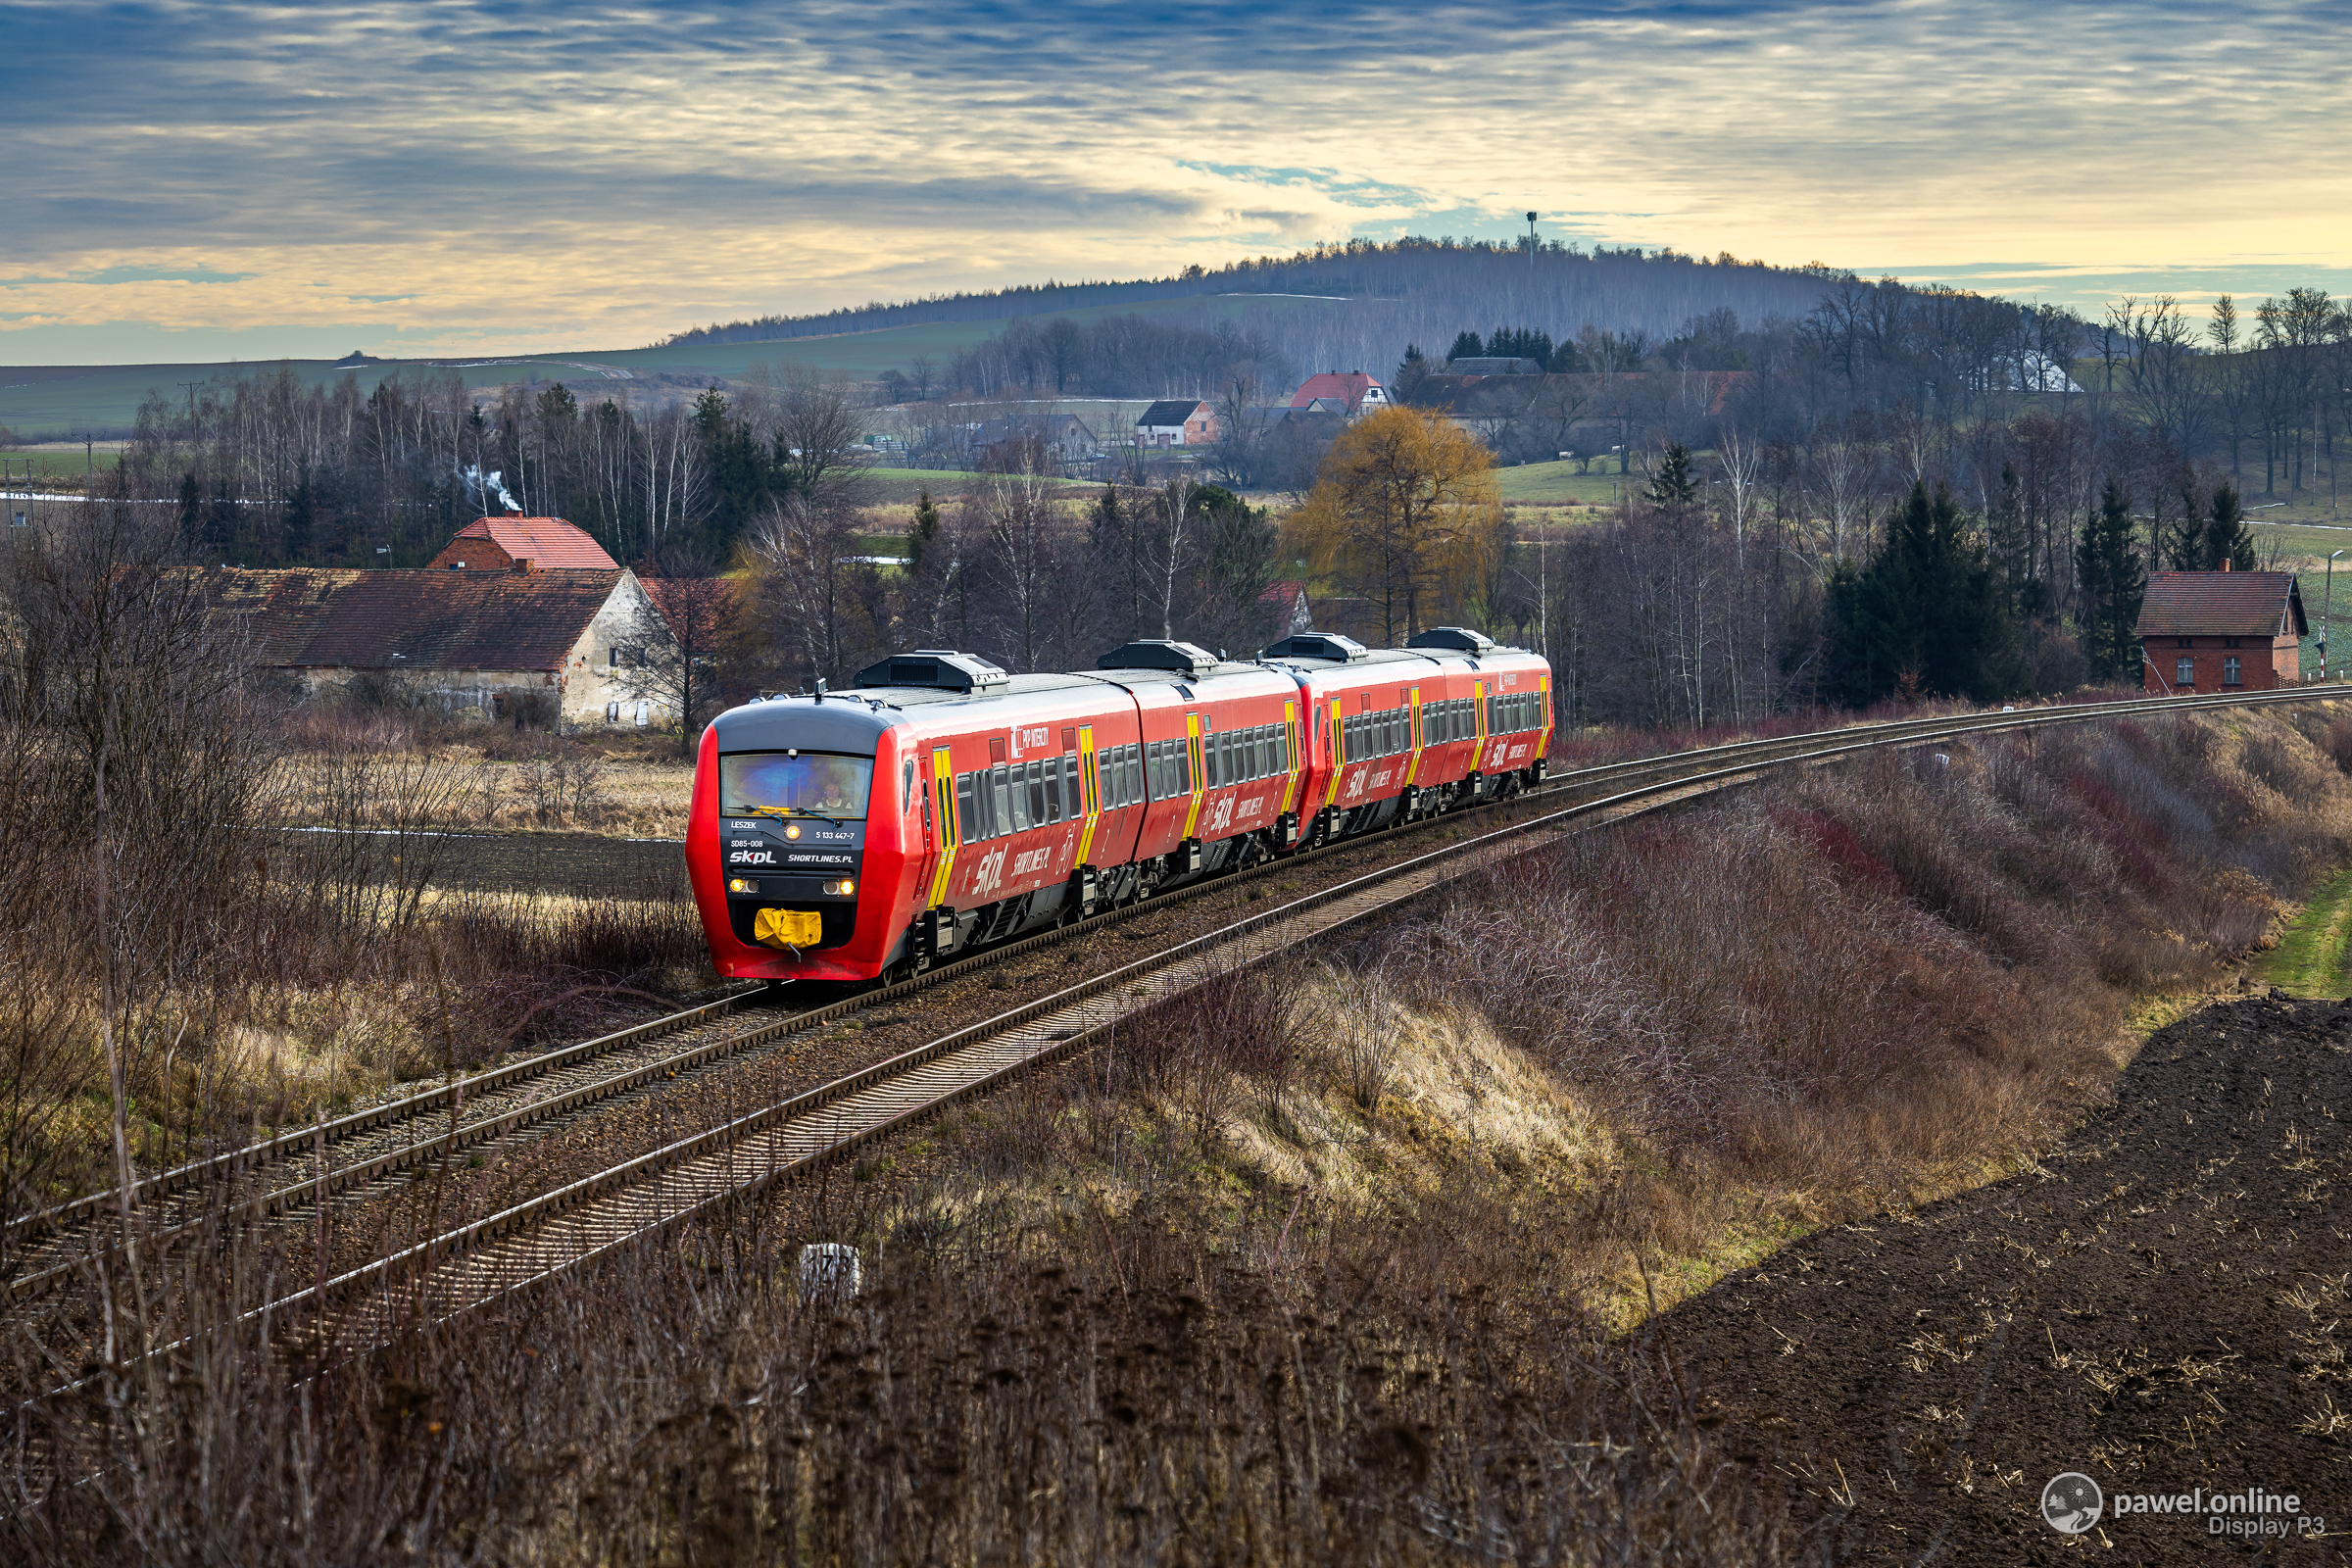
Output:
(512, 730), (610, 827)
(1104, 962), (1298, 1139)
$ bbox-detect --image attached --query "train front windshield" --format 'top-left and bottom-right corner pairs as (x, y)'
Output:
(720, 752), (875, 820)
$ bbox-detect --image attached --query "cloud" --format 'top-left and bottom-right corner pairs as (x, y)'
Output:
(1, 0), (2348, 361)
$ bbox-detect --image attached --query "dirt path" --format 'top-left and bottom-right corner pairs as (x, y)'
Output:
(1666, 993), (2351, 1564)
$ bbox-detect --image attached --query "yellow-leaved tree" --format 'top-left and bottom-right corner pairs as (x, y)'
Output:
(1283, 406), (1506, 644)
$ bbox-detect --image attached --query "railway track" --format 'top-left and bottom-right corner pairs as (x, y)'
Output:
(11, 683), (2340, 1333)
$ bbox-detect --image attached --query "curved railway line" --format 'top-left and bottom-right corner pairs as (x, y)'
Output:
(11, 684), (2343, 1359)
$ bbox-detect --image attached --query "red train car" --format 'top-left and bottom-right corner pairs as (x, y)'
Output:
(685, 631), (1552, 984)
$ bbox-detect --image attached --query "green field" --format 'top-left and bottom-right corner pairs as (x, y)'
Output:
(1494, 458), (1635, 505)
(0, 294), (1353, 438)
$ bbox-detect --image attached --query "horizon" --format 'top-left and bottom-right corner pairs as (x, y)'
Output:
(5, 0), (2348, 368)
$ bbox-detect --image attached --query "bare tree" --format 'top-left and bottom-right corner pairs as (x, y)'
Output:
(622, 558), (741, 756)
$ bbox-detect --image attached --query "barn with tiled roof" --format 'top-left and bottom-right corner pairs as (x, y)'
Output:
(210, 562), (669, 728)
(2135, 569), (2306, 693)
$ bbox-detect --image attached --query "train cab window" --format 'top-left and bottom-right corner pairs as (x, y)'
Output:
(720, 751), (874, 822)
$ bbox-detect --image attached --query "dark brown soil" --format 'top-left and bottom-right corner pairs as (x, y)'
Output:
(1667, 994), (2352, 1564)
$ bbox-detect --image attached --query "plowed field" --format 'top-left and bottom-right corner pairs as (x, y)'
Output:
(1670, 993), (2351, 1563)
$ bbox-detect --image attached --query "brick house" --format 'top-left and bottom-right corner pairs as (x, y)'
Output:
(1135, 399), (1219, 449)
(427, 514), (618, 572)
(2135, 569), (2307, 693)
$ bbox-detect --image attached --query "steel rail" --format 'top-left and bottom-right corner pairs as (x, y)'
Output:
(223, 680), (2352, 1347)
(11, 681), (2338, 1305)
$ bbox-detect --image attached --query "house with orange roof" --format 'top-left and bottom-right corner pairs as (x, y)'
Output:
(427, 514), (619, 572)
(1288, 372), (1391, 418)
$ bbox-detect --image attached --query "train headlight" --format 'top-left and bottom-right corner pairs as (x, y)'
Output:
(727, 877), (759, 894)
(784, 822), (803, 840)
(822, 878), (857, 897)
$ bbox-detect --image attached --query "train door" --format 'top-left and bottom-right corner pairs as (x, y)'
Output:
(1473, 680), (1489, 770)
(1322, 696), (1347, 808)
(924, 746), (958, 908)
(1403, 685), (1424, 785)
(1182, 711), (1206, 841)
(1536, 673), (1554, 760)
(1075, 725), (1102, 863)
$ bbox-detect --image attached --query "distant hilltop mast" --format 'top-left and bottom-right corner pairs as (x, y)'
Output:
(1527, 211), (1539, 268)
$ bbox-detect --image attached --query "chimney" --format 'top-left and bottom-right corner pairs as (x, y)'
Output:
(2222, 560), (2231, 571)
(511, 558), (533, 574)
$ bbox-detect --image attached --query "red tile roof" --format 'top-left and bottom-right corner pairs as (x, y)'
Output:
(1289, 372), (1385, 414)
(2135, 571), (2306, 639)
(430, 515), (617, 570)
(209, 566), (625, 670)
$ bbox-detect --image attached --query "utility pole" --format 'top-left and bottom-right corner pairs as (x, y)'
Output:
(2328, 550), (2344, 681)
(1526, 211), (1539, 270)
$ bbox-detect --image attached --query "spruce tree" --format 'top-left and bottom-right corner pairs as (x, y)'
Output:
(2204, 482), (2256, 571)
(1446, 330), (1484, 362)
(1986, 462), (2033, 613)
(1830, 480), (2010, 703)
(2075, 479), (2148, 681)
(906, 488), (942, 576)
(1644, 443), (1698, 508)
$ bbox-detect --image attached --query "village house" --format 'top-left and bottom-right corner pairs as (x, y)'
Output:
(972, 413), (1101, 467)
(2135, 568), (2307, 693)
(1134, 399), (1219, 449)
(1288, 372), (1390, 418)
(427, 514), (619, 571)
(215, 515), (671, 727)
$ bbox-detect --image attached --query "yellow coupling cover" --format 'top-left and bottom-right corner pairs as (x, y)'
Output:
(753, 907), (824, 949)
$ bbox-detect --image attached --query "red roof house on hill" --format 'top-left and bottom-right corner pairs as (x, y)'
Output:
(1289, 372), (1390, 417)
(2135, 569), (2306, 693)
(428, 514), (618, 572)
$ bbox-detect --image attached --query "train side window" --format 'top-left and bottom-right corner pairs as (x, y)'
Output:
(1097, 752), (1114, 811)
(1145, 739), (1162, 799)
(991, 765), (1013, 836)
(1040, 758), (1059, 824)
(1007, 764), (1031, 833)
(1028, 759), (1048, 826)
(1063, 754), (1081, 814)
(1126, 744), (1143, 806)
(1174, 739), (1192, 794)
(1277, 725), (1291, 773)
(956, 773), (976, 845)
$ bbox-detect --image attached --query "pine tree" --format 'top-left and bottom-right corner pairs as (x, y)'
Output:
(1986, 462), (2034, 614)
(2204, 481), (2256, 571)
(1446, 330), (1484, 362)
(1830, 481), (2010, 702)
(2076, 479), (2147, 681)
(1644, 443), (1698, 508)
(906, 488), (942, 576)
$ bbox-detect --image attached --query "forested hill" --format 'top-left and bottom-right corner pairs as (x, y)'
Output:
(663, 239), (1863, 352)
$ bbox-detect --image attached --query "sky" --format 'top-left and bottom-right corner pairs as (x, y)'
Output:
(3, 0), (2348, 366)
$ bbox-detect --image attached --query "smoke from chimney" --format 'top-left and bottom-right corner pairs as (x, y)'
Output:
(461, 465), (522, 513)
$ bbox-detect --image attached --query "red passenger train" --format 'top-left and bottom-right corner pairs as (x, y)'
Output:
(684, 629), (1554, 983)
